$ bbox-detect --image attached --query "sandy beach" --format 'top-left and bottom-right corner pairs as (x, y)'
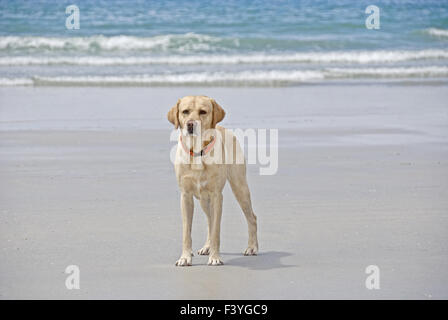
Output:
(1, 85), (448, 299)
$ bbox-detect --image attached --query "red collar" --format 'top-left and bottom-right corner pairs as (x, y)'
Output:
(179, 135), (216, 157)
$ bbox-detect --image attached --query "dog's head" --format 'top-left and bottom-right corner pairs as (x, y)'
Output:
(167, 95), (225, 135)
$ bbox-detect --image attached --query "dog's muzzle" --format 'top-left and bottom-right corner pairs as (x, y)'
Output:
(186, 121), (196, 135)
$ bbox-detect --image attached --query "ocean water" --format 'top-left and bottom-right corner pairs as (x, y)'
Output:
(0, 0), (447, 86)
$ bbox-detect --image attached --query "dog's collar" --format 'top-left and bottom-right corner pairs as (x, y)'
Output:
(180, 135), (216, 157)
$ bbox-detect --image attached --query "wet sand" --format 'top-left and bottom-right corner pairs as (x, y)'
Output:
(1, 86), (448, 299)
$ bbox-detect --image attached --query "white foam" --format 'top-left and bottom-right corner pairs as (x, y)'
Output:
(31, 70), (324, 86)
(1, 50), (447, 66)
(326, 66), (448, 78)
(425, 28), (448, 38)
(0, 77), (33, 86)
(1, 66), (447, 86)
(0, 33), (221, 52)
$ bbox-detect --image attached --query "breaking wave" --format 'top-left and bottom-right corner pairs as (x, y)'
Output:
(1, 50), (447, 66)
(1, 66), (447, 86)
(0, 33), (231, 53)
(424, 28), (448, 38)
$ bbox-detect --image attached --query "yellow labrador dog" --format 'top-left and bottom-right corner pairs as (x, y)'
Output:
(167, 95), (258, 266)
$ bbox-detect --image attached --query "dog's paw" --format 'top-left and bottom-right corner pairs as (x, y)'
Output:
(244, 246), (258, 256)
(175, 256), (192, 267)
(197, 246), (210, 255)
(207, 256), (224, 266)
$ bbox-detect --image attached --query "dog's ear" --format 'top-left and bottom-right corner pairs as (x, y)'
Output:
(211, 99), (225, 128)
(167, 99), (180, 129)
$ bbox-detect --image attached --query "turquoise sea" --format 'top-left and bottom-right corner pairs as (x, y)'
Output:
(0, 0), (447, 86)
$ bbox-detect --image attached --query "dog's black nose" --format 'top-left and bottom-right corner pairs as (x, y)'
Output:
(187, 121), (195, 134)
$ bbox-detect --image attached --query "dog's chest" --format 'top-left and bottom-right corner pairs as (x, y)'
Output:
(178, 166), (212, 197)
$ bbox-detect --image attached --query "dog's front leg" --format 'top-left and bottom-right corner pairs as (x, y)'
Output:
(175, 191), (194, 266)
(208, 192), (224, 266)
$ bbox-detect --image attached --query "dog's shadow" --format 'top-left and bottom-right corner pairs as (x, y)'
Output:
(222, 251), (297, 270)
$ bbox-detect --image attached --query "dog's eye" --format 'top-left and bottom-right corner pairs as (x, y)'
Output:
(182, 110), (190, 115)
(199, 110), (207, 115)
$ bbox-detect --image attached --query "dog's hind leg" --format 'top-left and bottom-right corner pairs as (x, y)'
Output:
(198, 194), (211, 255)
(227, 164), (259, 255)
